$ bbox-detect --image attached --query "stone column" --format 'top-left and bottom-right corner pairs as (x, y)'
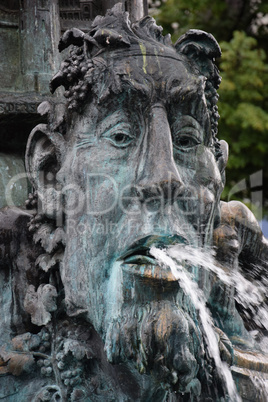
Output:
(20, 0), (61, 94)
(101, 0), (148, 21)
(127, 0), (148, 21)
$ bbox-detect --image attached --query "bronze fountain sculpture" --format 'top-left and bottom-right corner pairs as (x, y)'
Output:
(0, 4), (268, 401)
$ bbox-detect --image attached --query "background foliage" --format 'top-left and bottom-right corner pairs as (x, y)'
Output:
(149, 0), (268, 217)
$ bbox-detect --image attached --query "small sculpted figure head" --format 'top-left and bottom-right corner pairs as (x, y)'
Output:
(25, 4), (229, 394)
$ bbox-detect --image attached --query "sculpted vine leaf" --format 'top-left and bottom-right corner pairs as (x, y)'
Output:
(24, 284), (58, 326)
(0, 346), (35, 376)
(33, 223), (54, 248)
(36, 249), (63, 272)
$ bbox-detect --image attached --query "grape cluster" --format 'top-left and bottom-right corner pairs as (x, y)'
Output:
(37, 358), (53, 378)
(36, 329), (53, 377)
(27, 212), (43, 233)
(59, 47), (92, 111)
(56, 350), (84, 388)
(38, 329), (51, 353)
(25, 191), (46, 233)
(25, 191), (38, 210)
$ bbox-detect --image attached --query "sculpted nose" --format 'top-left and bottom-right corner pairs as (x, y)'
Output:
(137, 104), (183, 201)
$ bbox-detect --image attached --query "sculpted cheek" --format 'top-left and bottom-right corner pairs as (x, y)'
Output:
(199, 186), (215, 215)
(194, 150), (223, 194)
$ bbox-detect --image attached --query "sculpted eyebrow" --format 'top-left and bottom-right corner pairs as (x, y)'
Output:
(173, 116), (203, 130)
(119, 70), (153, 100)
(97, 111), (130, 136)
(166, 71), (206, 105)
(168, 85), (201, 104)
(96, 70), (152, 106)
(76, 111), (124, 140)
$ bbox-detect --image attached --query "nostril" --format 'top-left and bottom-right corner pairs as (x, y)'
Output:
(137, 179), (184, 203)
(163, 179), (185, 201)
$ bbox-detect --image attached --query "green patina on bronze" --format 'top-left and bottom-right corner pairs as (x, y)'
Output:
(0, 3), (268, 401)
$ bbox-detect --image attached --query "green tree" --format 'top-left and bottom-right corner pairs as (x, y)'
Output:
(150, 0), (268, 45)
(218, 31), (268, 215)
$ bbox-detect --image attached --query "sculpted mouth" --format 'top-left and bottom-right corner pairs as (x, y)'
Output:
(118, 235), (188, 282)
(119, 234), (188, 264)
(120, 246), (156, 265)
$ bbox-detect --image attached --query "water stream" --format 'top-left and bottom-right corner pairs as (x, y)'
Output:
(150, 244), (268, 401)
(251, 375), (268, 400)
(162, 244), (268, 332)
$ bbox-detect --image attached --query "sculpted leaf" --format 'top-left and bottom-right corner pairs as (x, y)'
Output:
(36, 249), (63, 272)
(0, 346), (35, 377)
(7, 353), (35, 376)
(24, 284), (57, 326)
(34, 224), (65, 255)
(11, 332), (41, 352)
(36, 253), (56, 271)
(33, 222), (54, 248)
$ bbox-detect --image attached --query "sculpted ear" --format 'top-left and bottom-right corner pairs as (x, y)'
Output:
(217, 140), (229, 186)
(175, 29), (221, 89)
(218, 140), (228, 172)
(25, 124), (66, 219)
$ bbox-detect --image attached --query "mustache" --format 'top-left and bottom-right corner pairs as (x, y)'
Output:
(111, 208), (199, 256)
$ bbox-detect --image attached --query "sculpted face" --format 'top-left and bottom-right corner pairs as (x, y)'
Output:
(26, 12), (227, 392)
(56, 48), (226, 382)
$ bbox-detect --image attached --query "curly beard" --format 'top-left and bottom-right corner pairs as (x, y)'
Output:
(104, 299), (203, 394)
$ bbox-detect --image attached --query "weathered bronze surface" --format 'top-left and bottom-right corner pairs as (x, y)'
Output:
(0, 3), (268, 401)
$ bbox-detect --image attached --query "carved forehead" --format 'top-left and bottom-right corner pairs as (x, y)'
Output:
(93, 46), (205, 105)
(64, 48), (209, 142)
(110, 44), (201, 86)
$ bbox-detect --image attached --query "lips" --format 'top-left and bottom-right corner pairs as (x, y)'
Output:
(119, 234), (188, 263)
(120, 246), (156, 265)
(118, 234), (187, 282)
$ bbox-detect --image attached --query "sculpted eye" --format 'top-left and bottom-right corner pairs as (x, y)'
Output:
(108, 132), (134, 147)
(173, 128), (201, 151)
(174, 135), (200, 149)
(101, 121), (134, 148)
